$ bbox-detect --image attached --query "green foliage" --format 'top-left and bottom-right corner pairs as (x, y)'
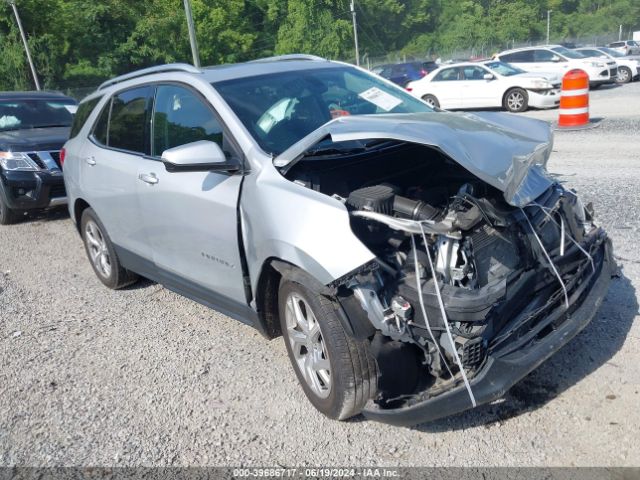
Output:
(1, 0), (639, 94)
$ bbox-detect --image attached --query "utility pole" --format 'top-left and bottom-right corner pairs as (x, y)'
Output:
(7, 0), (40, 90)
(183, 0), (201, 67)
(350, 0), (360, 66)
(546, 10), (552, 45)
(619, 25), (623, 41)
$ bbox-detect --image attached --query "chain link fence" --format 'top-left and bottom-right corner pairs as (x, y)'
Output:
(360, 30), (638, 69)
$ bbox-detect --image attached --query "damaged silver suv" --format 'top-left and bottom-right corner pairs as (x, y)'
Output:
(63, 56), (614, 426)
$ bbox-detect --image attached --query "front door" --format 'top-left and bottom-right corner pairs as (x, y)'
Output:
(136, 84), (247, 306)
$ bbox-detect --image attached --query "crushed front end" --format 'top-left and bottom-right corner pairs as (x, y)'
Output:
(334, 182), (613, 426)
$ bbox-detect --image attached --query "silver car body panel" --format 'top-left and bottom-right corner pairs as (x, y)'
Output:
(65, 60), (551, 302)
(274, 111), (555, 207)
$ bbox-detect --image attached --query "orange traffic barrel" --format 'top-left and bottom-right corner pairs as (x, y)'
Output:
(558, 69), (590, 128)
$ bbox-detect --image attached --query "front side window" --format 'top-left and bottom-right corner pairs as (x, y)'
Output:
(108, 86), (153, 154)
(534, 49), (558, 62)
(213, 66), (432, 156)
(152, 85), (223, 156)
(461, 66), (489, 80)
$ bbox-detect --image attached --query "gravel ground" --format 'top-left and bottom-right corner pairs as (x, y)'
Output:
(1, 82), (639, 467)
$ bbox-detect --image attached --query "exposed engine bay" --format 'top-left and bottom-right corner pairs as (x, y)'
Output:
(285, 141), (609, 411)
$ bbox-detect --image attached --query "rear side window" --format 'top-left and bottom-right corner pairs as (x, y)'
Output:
(152, 85), (223, 156)
(69, 97), (100, 139)
(108, 86), (153, 154)
(433, 68), (461, 81)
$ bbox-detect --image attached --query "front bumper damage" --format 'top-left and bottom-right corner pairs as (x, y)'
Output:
(362, 236), (614, 427)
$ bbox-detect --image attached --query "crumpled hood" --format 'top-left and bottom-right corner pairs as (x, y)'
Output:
(274, 111), (555, 207)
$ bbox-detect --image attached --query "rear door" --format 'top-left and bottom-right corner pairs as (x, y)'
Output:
(429, 67), (463, 108)
(79, 86), (153, 257)
(135, 83), (247, 305)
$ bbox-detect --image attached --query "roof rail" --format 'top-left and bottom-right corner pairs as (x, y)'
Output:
(248, 54), (327, 63)
(98, 63), (202, 91)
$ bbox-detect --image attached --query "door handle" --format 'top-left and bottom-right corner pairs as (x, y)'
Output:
(138, 173), (159, 185)
(85, 156), (96, 166)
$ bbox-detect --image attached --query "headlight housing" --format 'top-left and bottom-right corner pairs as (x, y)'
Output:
(589, 61), (605, 68)
(530, 79), (553, 89)
(0, 151), (39, 171)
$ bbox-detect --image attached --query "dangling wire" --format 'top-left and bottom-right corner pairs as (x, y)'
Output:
(410, 235), (454, 379)
(418, 223), (477, 408)
(520, 208), (570, 309)
(532, 202), (595, 274)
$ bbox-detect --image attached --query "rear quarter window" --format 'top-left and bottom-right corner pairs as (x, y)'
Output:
(69, 97), (101, 139)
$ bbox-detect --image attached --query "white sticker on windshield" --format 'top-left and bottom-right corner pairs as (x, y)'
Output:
(358, 87), (402, 111)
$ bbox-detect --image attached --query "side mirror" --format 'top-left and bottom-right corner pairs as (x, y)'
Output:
(551, 55), (562, 62)
(161, 140), (240, 173)
(483, 73), (495, 80)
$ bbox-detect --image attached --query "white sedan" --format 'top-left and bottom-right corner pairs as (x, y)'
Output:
(406, 61), (561, 113)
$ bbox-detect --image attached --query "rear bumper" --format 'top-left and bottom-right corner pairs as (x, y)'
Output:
(363, 238), (614, 427)
(0, 169), (67, 210)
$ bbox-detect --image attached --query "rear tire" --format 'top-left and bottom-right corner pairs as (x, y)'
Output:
(81, 208), (138, 289)
(278, 277), (377, 420)
(503, 88), (528, 113)
(616, 66), (632, 84)
(0, 187), (21, 225)
(422, 94), (440, 109)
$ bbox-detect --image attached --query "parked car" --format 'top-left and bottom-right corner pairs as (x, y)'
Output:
(575, 46), (640, 83)
(63, 57), (614, 426)
(0, 91), (77, 224)
(371, 61), (439, 87)
(406, 61), (560, 112)
(606, 40), (640, 56)
(495, 45), (618, 88)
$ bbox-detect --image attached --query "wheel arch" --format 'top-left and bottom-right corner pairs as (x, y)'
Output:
(253, 256), (376, 342)
(253, 257), (334, 340)
(73, 198), (91, 233)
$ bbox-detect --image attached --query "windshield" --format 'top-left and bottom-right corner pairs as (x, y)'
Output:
(551, 47), (584, 59)
(484, 61), (525, 76)
(0, 99), (75, 132)
(212, 66), (433, 155)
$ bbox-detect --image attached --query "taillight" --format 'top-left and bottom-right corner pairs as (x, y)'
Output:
(420, 69), (428, 76)
(406, 87), (413, 92)
(59, 148), (66, 168)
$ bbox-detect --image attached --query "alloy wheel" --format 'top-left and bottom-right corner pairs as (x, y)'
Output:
(85, 220), (112, 278)
(507, 91), (525, 111)
(284, 293), (332, 399)
(617, 68), (630, 83)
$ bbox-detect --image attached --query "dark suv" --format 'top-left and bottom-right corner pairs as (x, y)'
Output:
(0, 91), (77, 224)
(372, 61), (438, 87)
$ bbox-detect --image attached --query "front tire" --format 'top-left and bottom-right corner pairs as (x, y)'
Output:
(0, 187), (21, 225)
(503, 88), (528, 113)
(81, 208), (138, 289)
(278, 278), (377, 420)
(422, 94), (440, 109)
(616, 66), (632, 84)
